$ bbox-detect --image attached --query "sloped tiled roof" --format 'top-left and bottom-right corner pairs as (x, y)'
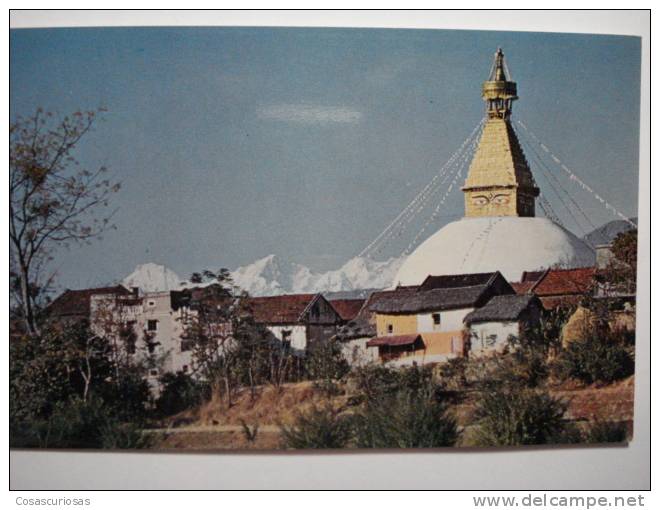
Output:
(355, 286), (418, 320)
(370, 272), (512, 315)
(366, 334), (422, 347)
(520, 270), (546, 283)
(334, 288), (417, 341)
(370, 286), (488, 314)
(531, 267), (596, 297)
(420, 272), (498, 291)
(247, 294), (319, 324)
(464, 294), (540, 324)
(511, 281), (536, 294)
(329, 299), (365, 321)
(48, 285), (131, 318)
(335, 319), (376, 341)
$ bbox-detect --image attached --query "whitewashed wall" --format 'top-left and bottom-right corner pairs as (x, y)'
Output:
(386, 352), (459, 367)
(416, 308), (474, 333)
(341, 337), (378, 366)
(139, 292), (192, 375)
(90, 292), (193, 383)
(469, 321), (520, 356)
(267, 325), (307, 351)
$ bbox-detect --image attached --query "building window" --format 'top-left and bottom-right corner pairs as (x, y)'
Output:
(148, 300), (155, 307)
(432, 313), (441, 330)
(149, 369), (159, 377)
(147, 319), (158, 332)
(387, 324), (393, 335)
(181, 338), (194, 352)
(182, 365), (189, 373)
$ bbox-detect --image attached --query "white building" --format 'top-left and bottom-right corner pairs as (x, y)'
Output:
(463, 294), (542, 356)
(248, 293), (343, 353)
(90, 289), (195, 387)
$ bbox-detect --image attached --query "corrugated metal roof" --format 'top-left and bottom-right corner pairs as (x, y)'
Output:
(366, 334), (422, 347)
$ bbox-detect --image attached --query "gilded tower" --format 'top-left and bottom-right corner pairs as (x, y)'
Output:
(462, 48), (539, 218)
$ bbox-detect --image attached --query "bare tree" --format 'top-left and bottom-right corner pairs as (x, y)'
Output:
(10, 108), (120, 334)
(180, 270), (243, 408)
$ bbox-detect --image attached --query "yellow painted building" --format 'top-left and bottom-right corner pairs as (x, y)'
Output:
(368, 272), (515, 365)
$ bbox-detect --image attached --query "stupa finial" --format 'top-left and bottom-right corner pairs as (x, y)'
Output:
(482, 48), (517, 119)
(462, 49), (539, 218)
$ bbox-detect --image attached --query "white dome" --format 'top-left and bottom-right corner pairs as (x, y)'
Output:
(394, 216), (595, 285)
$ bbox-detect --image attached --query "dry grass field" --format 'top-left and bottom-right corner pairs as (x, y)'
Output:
(148, 375), (634, 451)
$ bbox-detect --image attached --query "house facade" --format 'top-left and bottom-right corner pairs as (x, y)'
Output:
(248, 293), (343, 353)
(367, 272), (516, 366)
(334, 287), (417, 366)
(463, 294), (543, 356)
(89, 288), (196, 383)
(47, 285), (134, 324)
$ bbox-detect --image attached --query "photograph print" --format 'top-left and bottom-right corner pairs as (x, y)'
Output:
(10, 25), (641, 451)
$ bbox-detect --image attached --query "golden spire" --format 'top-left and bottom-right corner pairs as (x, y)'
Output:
(462, 48), (539, 218)
(482, 48), (518, 119)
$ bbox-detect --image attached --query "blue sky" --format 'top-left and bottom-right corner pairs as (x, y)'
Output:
(10, 27), (641, 289)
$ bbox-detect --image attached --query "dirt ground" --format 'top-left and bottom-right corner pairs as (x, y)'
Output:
(147, 376), (635, 451)
(152, 427), (282, 450)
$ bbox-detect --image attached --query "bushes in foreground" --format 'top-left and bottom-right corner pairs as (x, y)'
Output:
(280, 365), (458, 449)
(473, 386), (569, 446)
(9, 320), (154, 449)
(555, 332), (634, 385)
(583, 420), (628, 444)
(353, 388), (457, 448)
(279, 405), (353, 449)
(156, 372), (209, 417)
(10, 395), (151, 449)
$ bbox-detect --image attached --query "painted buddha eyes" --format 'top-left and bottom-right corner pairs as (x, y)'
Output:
(492, 194), (510, 205)
(472, 194), (510, 206)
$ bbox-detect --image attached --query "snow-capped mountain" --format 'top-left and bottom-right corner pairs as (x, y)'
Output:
(122, 255), (404, 296)
(230, 255), (311, 296)
(122, 262), (185, 293)
(230, 254), (404, 296)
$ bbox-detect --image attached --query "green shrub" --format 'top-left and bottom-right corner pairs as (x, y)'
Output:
(156, 371), (208, 417)
(10, 395), (152, 449)
(474, 386), (568, 446)
(45, 396), (110, 448)
(583, 420), (628, 444)
(473, 352), (548, 391)
(102, 369), (152, 422)
(9, 322), (100, 423)
(304, 339), (350, 395)
(100, 420), (152, 449)
(437, 357), (468, 390)
(353, 389), (458, 448)
(352, 364), (403, 401)
(279, 405), (353, 449)
(9, 320), (155, 448)
(352, 364), (457, 448)
(556, 333), (634, 385)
